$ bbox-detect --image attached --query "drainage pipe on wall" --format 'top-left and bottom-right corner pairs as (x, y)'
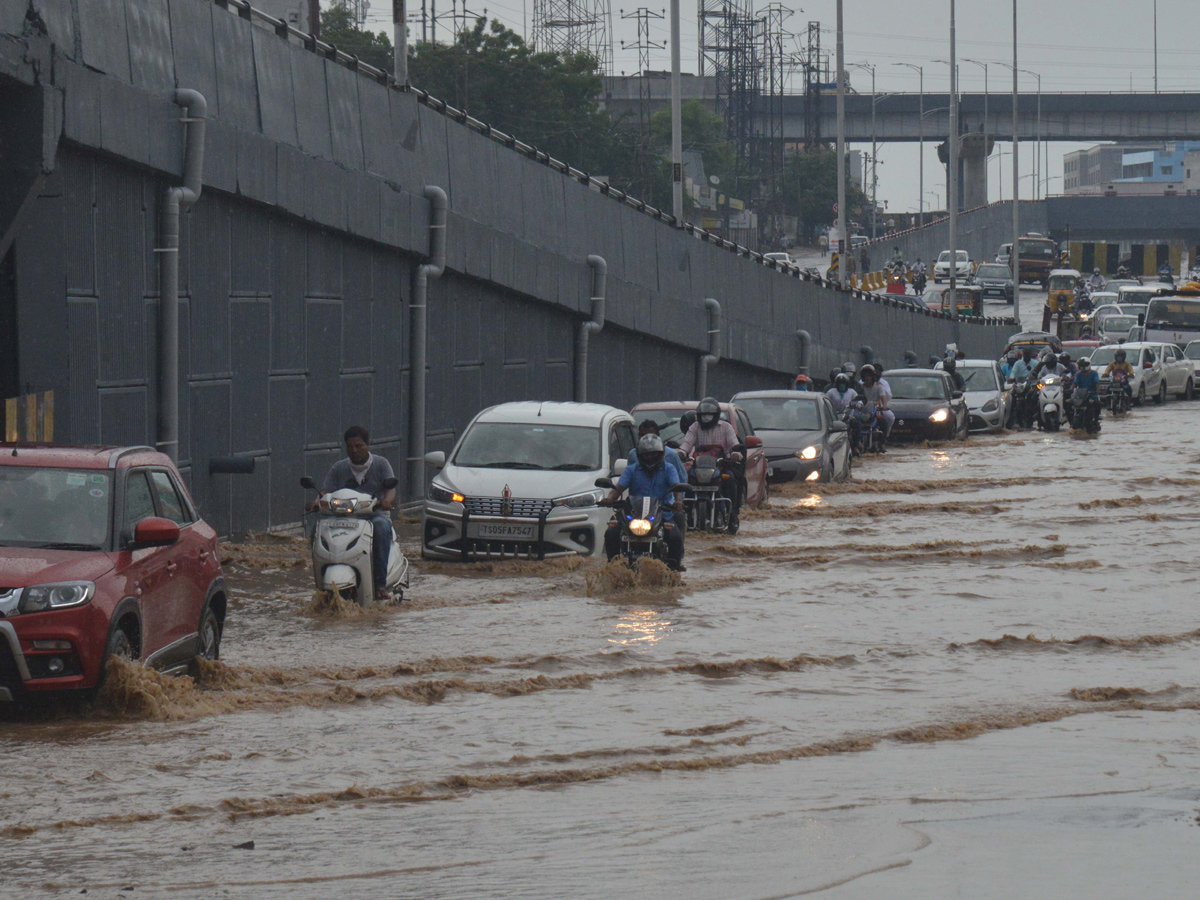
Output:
(408, 185), (447, 502)
(795, 330), (812, 377)
(859, 345), (876, 368)
(573, 255), (607, 403)
(156, 89), (207, 463)
(695, 298), (721, 398)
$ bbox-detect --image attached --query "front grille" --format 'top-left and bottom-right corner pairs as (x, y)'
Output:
(464, 497), (553, 518)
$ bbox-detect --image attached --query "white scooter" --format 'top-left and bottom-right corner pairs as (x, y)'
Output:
(300, 476), (410, 606)
(1035, 374), (1065, 433)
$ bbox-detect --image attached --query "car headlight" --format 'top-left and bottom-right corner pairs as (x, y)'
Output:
(929, 409), (950, 423)
(796, 446), (819, 461)
(19, 582), (95, 614)
(628, 518), (652, 536)
(554, 490), (604, 509)
(429, 484), (465, 504)
(981, 399), (999, 413)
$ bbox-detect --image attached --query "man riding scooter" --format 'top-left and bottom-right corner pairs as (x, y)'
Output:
(601, 434), (686, 571)
(308, 426), (398, 601)
(679, 397), (745, 534)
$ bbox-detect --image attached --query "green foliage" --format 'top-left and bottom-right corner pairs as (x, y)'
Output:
(782, 146), (867, 238)
(320, 5), (394, 73)
(646, 101), (741, 211)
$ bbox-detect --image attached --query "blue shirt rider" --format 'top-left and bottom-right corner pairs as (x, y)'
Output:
(602, 434), (686, 571)
(1009, 349), (1037, 382)
(627, 419), (688, 487)
(1074, 359), (1100, 396)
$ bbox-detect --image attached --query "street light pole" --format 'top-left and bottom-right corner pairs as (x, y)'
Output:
(895, 63), (924, 226)
(836, 0), (847, 288)
(1020, 69), (1041, 200)
(948, 0), (958, 317)
(670, 0), (683, 224)
(963, 58), (988, 139)
(850, 63), (878, 240)
(394, 0), (408, 84)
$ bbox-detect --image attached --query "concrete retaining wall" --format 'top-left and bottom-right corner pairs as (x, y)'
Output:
(862, 201), (1050, 271)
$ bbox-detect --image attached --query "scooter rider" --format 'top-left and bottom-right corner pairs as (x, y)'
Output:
(1032, 350), (1066, 381)
(679, 397), (745, 532)
(1087, 267), (1106, 291)
(310, 426), (397, 601)
(601, 434), (686, 571)
(860, 366), (894, 447)
(826, 372), (858, 414)
(1103, 348), (1136, 400)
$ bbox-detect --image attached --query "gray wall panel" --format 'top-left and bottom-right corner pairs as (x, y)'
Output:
(289, 42), (333, 159)
(304, 299), (343, 445)
(124, 0), (174, 94)
(211, 9), (259, 132)
(231, 299), (270, 453)
(78, 0), (132, 82)
(251, 26), (298, 146)
(99, 387), (149, 447)
(359, 78), (395, 182)
(269, 377), (306, 526)
(167, 0), (220, 119)
(67, 299), (101, 443)
(325, 61), (365, 171)
(235, 128), (277, 205)
(187, 380), (232, 534)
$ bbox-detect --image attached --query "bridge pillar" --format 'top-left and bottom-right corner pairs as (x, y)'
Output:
(937, 134), (994, 211)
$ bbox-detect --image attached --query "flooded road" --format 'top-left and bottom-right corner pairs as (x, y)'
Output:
(7, 351), (1200, 896)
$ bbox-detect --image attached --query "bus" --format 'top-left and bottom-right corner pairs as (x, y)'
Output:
(1144, 295), (1200, 347)
(1015, 234), (1058, 286)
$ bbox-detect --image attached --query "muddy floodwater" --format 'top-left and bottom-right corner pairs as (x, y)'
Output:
(7, 394), (1200, 895)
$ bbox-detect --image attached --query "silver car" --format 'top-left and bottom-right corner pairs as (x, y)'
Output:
(936, 359), (1011, 432)
(422, 402), (635, 560)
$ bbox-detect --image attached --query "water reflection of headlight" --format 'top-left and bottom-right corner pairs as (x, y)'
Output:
(629, 518), (652, 536)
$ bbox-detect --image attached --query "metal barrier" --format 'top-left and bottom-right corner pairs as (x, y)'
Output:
(3, 391), (53, 442)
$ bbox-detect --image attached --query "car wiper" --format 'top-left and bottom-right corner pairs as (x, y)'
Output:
(549, 463), (593, 471)
(35, 542), (101, 551)
(476, 461), (544, 470)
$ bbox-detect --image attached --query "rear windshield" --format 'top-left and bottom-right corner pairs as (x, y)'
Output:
(1049, 275), (1076, 290)
(0, 467), (112, 549)
(734, 398), (822, 432)
(635, 409), (732, 444)
(1100, 316), (1138, 334)
(453, 423), (601, 471)
(1018, 240), (1056, 258)
(887, 375), (949, 400)
(956, 365), (1000, 391)
(976, 265), (1009, 279)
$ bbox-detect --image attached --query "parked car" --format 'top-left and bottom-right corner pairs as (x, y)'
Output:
(1148, 342), (1195, 400)
(1096, 314), (1140, 344)
(0, 445), (226, 703)
(995, 243), (1011, 266)
(762, 252), (796, 272)
(1088, 343), (1165, 406)
(933, 250), (972, 283)
(629, 401), (769, 508)
(422, 402), (636, 560)
(935, 359), (1011, 432)
(882, 369), (969, 442)
(730, 391), (852, 484)
(1184, 340), (1200, 365)
(971, 262), (1015, 302)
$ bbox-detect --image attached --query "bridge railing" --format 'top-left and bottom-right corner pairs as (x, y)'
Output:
(211, 0), (1015, 328)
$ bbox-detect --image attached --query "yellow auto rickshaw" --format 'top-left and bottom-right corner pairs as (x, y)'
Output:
(1047, 268), (1081, 314)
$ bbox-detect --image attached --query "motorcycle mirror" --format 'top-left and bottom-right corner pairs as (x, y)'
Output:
(381, 476), (399, 490)
(1143, 362), (1153, 369)
(952, 391), (964, 400)
(595, 477), (614, 489)
(299, 476), (317, 490)
(671, 483), (690, 493)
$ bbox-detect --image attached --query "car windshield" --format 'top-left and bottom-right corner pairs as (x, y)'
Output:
(1118, 304), (1148, 316)
(453, 423), (601, 471)
(887, 375), (948, 400)
(956, 365), (1000, 390)
(0, 467), (112, 549)
(1018, 240), (1056, 258)
(938, 251), (968, 262)
(733, 398), (821, 432)
(977, 265), (1009, 279)
(1049, 275), (1076, 290)
(1101, 316), (1138, 334)
(1186, 343), (1200, 360)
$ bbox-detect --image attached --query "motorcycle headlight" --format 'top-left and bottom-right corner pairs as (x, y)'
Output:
(429, 484), (465, 504)
(19, 581), (95, 614)
(929, 409), (950, 423)
(796, 445), (819, 461)
(328, 498), (356, 515)
(554, 490), (604, 509)
(629, 518), (652, 536)
(981, 399), (999, 413)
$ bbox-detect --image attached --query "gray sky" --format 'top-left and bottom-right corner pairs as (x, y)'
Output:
(354, 0), (1200, 212)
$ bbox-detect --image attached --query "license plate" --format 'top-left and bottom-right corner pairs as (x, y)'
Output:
(468, 522), (537, 540)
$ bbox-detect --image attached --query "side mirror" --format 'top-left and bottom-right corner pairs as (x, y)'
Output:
(745, 435), (763, 449)
(424, 450), (446, 469)
(829, 421), (848, 432)
(299, 475), (317, 490)
(381, 476), (399, 490)
(594, 477), (615, 490)
(613, 458), (628, 476)
(952, 391), (964, 400)
(1144, 361), (1154, 369)
(132, 516), (180, 548)
(670, 483), (690, 493)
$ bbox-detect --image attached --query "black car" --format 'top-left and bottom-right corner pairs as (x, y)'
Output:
(971, 262), (1015, 302)
(730, 391), (852, 484)
(880, 369), (969, 442)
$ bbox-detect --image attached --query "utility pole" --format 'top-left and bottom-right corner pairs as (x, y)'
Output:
(1012, 0), (1020, 324)
(1154, 0), (1159, 94)
(309, 0), (321, 36)
(948, 0), (959, 318)
(964, 58), (988, 139)
(670, 0), (683, 223)
(836, 0), (846, 289)
(895, 64), (924, 226)
(394, 0), (408, 83)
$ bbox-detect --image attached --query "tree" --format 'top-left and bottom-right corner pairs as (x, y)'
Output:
(319, 5), (394, 73)
(782, 146), (867, 241)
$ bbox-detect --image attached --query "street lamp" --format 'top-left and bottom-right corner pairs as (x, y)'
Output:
(894, 63), (924, 226)
(925, 190), (942, 210)
(991, 149), (1012, 201)
(962, 58), (989, 139)
(849, 62), (878, 240)
(1020, 68), (1042, 199)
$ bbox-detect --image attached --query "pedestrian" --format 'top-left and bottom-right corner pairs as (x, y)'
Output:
(860, 247), (871, 274)
(818, 232), (828, 257)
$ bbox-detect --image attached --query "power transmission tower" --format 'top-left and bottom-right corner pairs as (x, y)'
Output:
(333, 0), (372, 27)
(532, 0), (615, 77)
(804, 20), (821, 146)
(757, 2), (792, 215)
(620, 8), (665, 129)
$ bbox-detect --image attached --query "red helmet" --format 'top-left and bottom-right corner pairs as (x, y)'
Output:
(794, 374), (812, 391)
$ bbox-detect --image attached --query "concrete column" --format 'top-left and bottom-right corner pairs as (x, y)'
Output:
(938, 134), (994, 211)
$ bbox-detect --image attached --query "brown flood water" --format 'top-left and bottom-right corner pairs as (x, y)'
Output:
(6, 394), (1200, 897)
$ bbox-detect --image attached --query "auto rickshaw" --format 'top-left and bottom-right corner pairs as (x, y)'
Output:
(950, 284), (984, 317)
(1047, 268), (1081, 315)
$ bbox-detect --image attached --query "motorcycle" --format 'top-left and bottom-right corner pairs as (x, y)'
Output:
(912, 271), (927, 294)
(685, 451), (734, 533)
(1103, 370), (1132, 417)
(1158, 264), (1175, 286)
(595, 481), (685, 569)
(1070, 386), (1102, 434)
(300, 475), (410, 606)
(843, 401), (883, 455)
(1035, 374), (1065, 432)
(1009, 379), (1037, 429)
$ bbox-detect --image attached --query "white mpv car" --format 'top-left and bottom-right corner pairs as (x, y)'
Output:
(422, 402), (636, 560)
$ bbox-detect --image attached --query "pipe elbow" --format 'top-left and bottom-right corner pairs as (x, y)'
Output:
(423, 184), (448, 209)
(586, 254), (607, 277)
(174, 89), (207, 119)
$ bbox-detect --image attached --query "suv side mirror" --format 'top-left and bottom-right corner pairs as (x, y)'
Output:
(952, 390), (964, 400)
(829, 421), (848, 432)
(594, 477), (615, 490)
(424, 451), (446, 469)
(132, 516), (180, 548)
(299, 475), (317, 490)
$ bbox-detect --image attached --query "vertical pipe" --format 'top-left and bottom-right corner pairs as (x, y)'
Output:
(870, 66), (876, 242)
(948, 0), (959, 318)
(574, 255), (608, 402)
(157, 90), (207, 463)
(308, 0), (321, 36)
(394, 0), (408, 84)
(1012, 0), (1020, 325)
(670, 0), (683, 224)
(795, 330), (812, 377)
(835, 0), (846, 289)
(695, 298), (721, 398)
(409, 186), (447, 502)
(918, 68), (924, 227)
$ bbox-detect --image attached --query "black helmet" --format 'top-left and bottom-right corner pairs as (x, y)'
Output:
(1115, 349), (1126, 362)
(859, 365), (877, 384)
(1059, 353), (1072, 365)
(679, 410), (697, 435)
(834, 373), (851, 391)
(635, 433), (665, 471)
(696, 397), (721, 429)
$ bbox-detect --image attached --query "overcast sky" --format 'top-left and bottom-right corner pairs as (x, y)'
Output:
(354, 0), (1200, 212)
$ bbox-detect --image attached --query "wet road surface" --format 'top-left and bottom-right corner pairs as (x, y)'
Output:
(6, 327), (1200, 897)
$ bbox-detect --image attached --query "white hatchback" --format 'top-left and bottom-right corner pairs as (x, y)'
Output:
(422, 402), (636, 560)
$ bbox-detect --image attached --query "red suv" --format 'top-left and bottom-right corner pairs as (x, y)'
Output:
(0, 445), (226, 702)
